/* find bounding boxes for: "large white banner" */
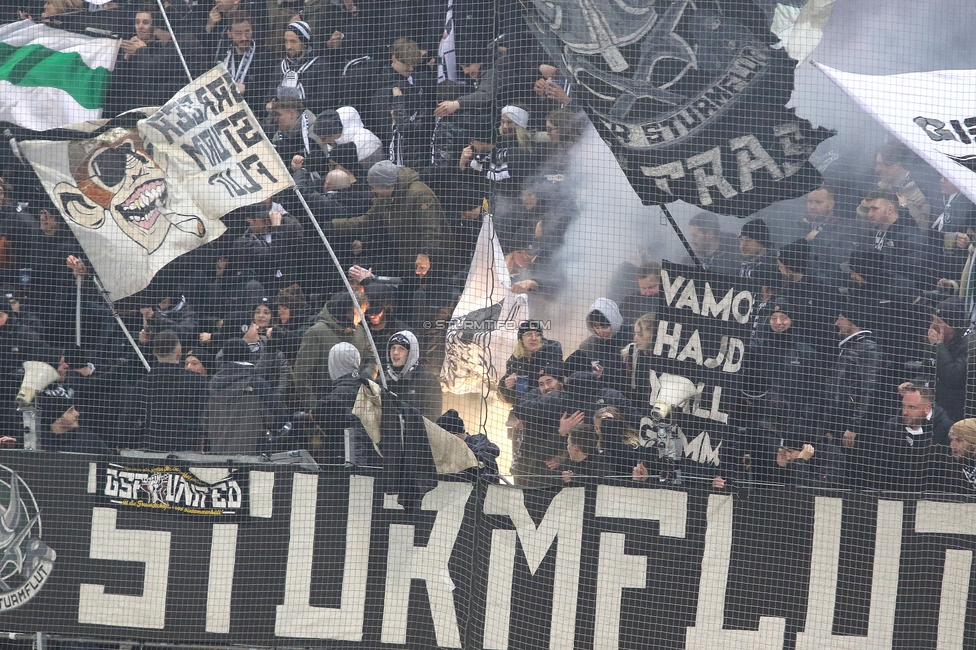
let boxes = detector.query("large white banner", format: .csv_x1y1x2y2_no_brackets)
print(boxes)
21,66,293,300
814,62,976,203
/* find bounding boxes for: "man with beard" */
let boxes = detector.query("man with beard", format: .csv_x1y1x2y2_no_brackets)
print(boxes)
869,385,951,491
270,21,338,115
510,364,570,487
858,189,936,287
213,12,275,107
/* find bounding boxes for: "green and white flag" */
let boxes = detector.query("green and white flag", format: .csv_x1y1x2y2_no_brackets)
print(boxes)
0,20,118,131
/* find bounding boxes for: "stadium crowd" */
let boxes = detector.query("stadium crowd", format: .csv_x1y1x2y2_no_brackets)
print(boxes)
1,1,976,495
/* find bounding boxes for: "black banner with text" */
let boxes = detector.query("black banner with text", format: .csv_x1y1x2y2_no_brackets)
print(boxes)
0,454,973,649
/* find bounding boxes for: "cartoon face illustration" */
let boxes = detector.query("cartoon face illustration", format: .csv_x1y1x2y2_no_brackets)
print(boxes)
54,133,203,254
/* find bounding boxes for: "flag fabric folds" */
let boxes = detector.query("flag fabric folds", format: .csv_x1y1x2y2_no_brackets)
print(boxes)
20,65,294,300
525,0,832,215
0,20,118,131
441,213,528,395
815,63,976,205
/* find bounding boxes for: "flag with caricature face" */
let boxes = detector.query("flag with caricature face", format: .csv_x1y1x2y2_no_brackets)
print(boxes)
21,65,292,300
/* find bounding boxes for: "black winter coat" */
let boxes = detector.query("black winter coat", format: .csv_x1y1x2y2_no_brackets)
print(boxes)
829,331,883,435
498,339,563,405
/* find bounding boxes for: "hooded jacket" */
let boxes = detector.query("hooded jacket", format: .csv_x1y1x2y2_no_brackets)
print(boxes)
331,106,385,176
566,298,630,388
294,294,378,409
330,167,452,275
329,341,362,381
385,330,443,420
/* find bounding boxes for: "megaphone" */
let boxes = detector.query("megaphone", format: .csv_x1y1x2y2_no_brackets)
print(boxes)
649,373,698,420
15,361,61,406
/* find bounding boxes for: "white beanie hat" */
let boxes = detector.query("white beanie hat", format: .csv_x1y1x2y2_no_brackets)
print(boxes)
501,105,529,129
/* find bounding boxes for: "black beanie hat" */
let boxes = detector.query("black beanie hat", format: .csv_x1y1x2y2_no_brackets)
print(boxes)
517,320,544,341
538,361,565,382
739,218,771,250
388,332,411,352
435,409,466,436
313,109,343,139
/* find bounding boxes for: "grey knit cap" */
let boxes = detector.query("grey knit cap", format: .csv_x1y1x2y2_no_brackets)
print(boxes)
367,161,399,189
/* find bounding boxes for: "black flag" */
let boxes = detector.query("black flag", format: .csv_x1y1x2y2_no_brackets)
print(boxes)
525,0,833,216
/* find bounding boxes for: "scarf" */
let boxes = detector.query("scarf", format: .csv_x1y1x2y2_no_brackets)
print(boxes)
278,56,320,102
224,42,256,85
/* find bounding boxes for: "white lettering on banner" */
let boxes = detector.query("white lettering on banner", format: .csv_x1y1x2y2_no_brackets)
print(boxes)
275,474,372,641
795,498,902,649
914,501,976,649
593,487,687,650
685,495,786,649
381,482,472,647
249,470,274,518
78,508,171,629
661,271,755,324
638,123,807,205
205,523,238,634
653,321,746,373
483,486,585,650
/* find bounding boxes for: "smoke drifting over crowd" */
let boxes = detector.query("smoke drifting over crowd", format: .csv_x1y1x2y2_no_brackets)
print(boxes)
538,0,976,351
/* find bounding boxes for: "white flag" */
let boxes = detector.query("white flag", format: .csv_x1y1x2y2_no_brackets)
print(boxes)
21,66,293,300
815,62,976,203
441,213,528,395
139,65,294,219
0,21,118,131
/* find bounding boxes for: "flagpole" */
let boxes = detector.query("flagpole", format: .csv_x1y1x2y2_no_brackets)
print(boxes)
75,276,82,347
659,203,702,268
154,0,193,83
291,187,388,390
93,276,152,372
154,13,387,388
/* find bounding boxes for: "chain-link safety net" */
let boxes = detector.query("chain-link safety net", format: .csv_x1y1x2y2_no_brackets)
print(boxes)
0,0,975,648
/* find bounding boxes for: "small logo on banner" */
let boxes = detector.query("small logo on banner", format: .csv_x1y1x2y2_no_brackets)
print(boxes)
102,464,245,516
0,468,56,612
